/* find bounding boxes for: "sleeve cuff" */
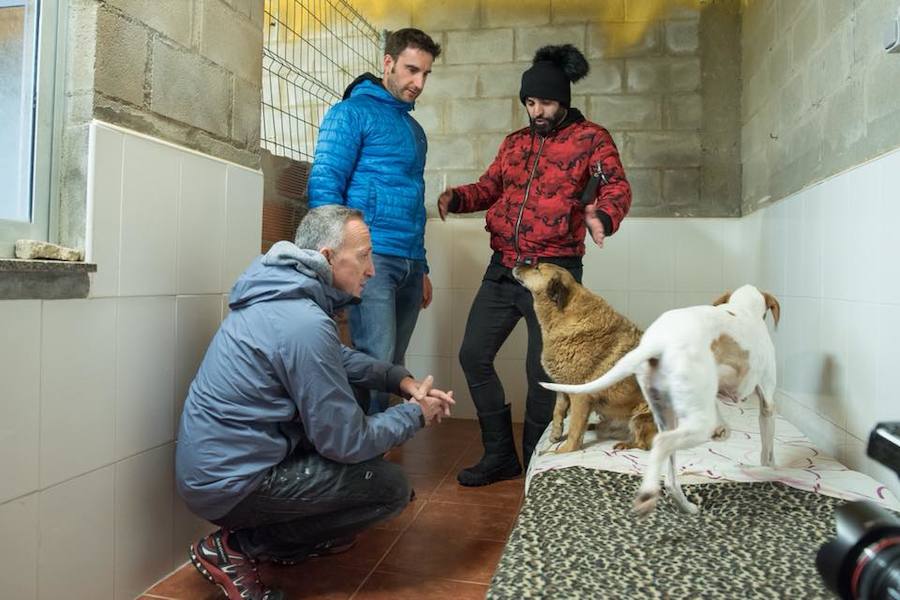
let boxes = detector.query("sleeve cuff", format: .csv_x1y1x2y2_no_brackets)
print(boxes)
596,210,613,236
448,191,461,213
386,365,413,395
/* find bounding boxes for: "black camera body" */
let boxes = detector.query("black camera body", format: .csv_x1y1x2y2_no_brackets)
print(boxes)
816,422,900,599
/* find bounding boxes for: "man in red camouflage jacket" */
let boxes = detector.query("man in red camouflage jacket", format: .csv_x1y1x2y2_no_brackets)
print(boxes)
437,44,631,487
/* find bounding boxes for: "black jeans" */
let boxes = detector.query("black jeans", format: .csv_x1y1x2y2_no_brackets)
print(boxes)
215,448,409,561
458,263,583,433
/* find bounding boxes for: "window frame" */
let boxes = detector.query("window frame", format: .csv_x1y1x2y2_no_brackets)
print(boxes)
0,0,66,258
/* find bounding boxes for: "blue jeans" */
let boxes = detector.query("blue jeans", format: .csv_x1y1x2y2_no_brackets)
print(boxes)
349,253,425,414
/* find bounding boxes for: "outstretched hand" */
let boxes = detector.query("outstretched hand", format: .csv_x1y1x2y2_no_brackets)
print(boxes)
437,188,453,221
584,204,605,248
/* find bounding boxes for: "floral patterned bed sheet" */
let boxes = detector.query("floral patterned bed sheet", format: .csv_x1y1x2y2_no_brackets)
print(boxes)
527,399,900,510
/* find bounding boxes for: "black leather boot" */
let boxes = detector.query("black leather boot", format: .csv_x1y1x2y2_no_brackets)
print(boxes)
521,417,548,472
457,405,522,487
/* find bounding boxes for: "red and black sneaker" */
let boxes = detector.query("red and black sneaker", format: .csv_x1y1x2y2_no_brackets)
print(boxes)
267,535,358,566
189,529,283,600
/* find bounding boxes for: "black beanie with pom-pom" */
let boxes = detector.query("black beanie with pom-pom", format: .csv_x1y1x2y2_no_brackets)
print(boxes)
519,44,589,107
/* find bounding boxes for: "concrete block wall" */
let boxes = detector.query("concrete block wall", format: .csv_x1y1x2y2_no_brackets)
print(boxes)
58,0,264,252
360,0,742,218
740,0,900,214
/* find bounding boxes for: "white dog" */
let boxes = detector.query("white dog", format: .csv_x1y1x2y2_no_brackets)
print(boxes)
541,285,780,516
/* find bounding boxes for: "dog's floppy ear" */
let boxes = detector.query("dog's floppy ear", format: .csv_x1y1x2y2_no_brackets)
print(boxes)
711,291,732,306
762,292,780,327
546,273,570,310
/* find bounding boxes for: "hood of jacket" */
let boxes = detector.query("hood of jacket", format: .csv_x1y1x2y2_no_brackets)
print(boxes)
343,72,414,112
229,241,358,314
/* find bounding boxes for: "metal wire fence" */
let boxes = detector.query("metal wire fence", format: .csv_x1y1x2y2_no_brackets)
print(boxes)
261,0,382,161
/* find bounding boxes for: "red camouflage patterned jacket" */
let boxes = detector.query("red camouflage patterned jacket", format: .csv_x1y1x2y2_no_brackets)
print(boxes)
450,108,631,268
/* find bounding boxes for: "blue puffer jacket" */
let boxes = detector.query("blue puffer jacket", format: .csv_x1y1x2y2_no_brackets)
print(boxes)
308,74,427,262
175,242,424,521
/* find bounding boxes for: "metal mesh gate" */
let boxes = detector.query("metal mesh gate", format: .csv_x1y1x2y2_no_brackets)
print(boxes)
261,0,382,161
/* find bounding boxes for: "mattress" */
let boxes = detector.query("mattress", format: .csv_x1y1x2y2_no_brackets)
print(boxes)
526,397,899,511
489,401,899,598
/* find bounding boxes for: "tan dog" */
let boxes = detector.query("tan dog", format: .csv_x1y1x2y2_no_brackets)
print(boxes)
513,263,656,453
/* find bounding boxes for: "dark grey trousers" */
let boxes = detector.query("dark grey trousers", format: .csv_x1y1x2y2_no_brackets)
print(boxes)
215,449,410,562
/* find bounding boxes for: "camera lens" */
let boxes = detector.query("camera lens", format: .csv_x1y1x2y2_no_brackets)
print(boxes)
850,537,900,600
817,501,900,599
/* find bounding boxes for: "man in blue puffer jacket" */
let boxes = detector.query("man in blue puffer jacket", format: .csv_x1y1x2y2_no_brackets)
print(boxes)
177,206,454,600
308,28,441,415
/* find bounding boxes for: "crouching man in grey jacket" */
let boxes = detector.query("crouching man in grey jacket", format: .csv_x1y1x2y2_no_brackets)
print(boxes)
176,205,454,600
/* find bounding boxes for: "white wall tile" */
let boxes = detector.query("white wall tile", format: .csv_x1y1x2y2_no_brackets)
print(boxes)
450,218,492,289
722,209,762,290
674,219,725,293
174,295,223,431
118,135,179,296
776,392,845,459
0,301,41,503
0,494,38,600
774,296,823,411
404,355,454,400
626,291,676,330
582,223,629,291
177,154,227,295
759,199,787,295
38,467,115,600
114,445,174,600
674,291,715,308
594,289,629,316
40,299,116,488
406,291,454,358
844,302,880,440
841,162,882,302
812,299,848,427
628,219,676,292
841,434,900,501
86,123,124,298
116,297,176,460
877,149,900,304
172,492,215,571
424,218,452,289
224,165,264,290
788,186,824,298
875,304,900,429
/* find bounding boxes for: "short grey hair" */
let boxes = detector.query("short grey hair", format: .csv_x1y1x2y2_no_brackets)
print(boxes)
294,205,364,250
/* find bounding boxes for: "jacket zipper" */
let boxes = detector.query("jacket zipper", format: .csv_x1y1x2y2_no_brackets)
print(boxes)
514,136,546,264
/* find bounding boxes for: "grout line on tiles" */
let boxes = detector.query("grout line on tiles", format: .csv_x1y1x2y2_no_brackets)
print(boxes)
348,496,428,600
372,566,493,587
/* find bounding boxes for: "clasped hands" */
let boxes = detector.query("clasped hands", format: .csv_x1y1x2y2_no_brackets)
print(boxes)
399,375,454,426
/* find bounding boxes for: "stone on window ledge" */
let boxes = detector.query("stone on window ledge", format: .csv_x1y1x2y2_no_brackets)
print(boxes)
15,239,84,261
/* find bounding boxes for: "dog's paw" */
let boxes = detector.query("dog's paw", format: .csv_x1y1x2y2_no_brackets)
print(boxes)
549,429,563,443
633,490,659,517
712,425,731,441
612,441,633,451
679,499,700,515
557,441,580,453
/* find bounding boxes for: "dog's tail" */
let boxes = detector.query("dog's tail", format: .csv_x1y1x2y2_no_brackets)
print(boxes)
539,342,663,395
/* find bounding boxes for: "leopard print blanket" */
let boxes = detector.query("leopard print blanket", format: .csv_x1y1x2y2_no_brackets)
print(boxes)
488,468,843,599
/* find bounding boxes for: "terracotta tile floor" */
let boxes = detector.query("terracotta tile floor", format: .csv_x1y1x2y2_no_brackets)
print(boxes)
142,419,524,600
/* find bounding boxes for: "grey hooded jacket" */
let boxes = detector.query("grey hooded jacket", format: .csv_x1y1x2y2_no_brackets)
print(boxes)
175,241,424,521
